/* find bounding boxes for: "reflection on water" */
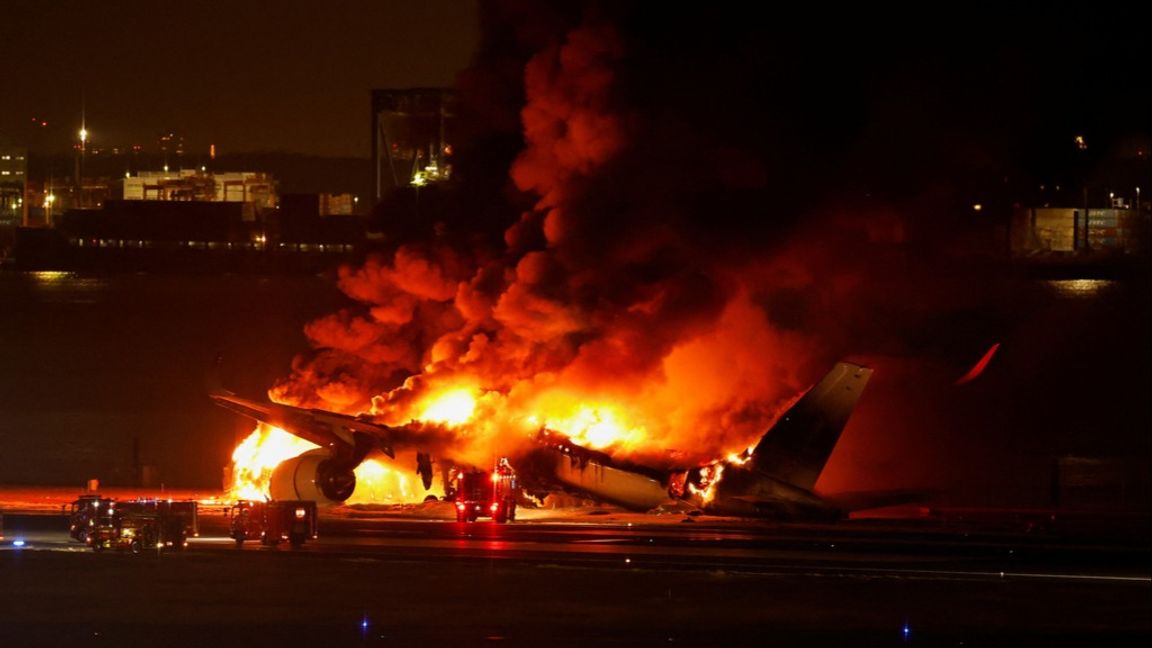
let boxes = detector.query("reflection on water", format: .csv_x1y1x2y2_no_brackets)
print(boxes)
0,270,348,487
30,271,75,283
1041,278,1117,299
27,270,110,302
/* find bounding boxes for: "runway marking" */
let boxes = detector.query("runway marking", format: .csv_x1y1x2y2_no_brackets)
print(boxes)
803,565,1151,584
997,571,1150,583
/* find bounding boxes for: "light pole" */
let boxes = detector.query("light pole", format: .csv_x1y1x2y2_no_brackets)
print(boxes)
77,126,88,209
45,190,56,227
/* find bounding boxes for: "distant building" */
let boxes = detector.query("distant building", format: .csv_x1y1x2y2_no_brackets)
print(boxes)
371,88,457,203
320,193,356,216
0,147,28,227
158,131,185,170
276,194,365,247
122,170,276,221
1010,207,1149,256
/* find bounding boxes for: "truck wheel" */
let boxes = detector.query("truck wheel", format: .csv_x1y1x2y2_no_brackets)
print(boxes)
129,539,142,555
288,533,306,547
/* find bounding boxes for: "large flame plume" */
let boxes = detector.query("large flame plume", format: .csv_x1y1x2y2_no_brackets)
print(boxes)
227,7,970,499
234,18,823,489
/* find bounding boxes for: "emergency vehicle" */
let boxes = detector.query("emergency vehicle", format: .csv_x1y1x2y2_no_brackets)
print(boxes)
226,500,318,547
67,494,114,544
88,501,190,553
68,497,198,546
454,458,519,523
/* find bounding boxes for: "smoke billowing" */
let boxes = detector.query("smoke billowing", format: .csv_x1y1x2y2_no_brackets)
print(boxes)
264,3,1149,504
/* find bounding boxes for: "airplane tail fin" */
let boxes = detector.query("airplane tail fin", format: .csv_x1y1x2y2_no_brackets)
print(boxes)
749,362,873,492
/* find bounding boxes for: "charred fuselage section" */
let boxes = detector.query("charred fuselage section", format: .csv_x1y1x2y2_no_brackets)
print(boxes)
526,362,874,519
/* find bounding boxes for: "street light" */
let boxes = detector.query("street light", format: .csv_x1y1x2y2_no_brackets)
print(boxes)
76,125,89,208
45,192,56,227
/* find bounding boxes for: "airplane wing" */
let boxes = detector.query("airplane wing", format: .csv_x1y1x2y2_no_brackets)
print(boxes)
209,389,398,461
206,353,406,465
209,385,452,503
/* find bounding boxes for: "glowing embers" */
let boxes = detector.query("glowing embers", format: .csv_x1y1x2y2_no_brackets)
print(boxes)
725,447,753,466
418,388,478,426
686,462,725,504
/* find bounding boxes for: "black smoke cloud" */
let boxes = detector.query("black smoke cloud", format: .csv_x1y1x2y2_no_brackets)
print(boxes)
270,2,1148,503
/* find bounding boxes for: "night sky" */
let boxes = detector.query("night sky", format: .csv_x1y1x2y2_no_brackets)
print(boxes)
1,0,478,157
1,2,1145,172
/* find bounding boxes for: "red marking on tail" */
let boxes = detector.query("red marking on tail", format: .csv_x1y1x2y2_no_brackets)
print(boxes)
954,343,1000,386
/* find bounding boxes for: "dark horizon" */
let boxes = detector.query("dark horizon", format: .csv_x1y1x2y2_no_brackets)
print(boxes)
1,0,478,158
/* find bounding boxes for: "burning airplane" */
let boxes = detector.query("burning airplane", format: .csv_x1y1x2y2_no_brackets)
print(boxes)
213,360,881,519
213,11,930,515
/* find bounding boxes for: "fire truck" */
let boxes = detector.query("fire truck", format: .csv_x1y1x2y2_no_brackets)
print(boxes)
87,500,192,553
67,494,115,544
226,500,318,547
68,496,198,546
454,458,519,523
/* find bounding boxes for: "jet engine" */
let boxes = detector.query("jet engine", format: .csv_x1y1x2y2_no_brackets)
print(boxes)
269,449,357,505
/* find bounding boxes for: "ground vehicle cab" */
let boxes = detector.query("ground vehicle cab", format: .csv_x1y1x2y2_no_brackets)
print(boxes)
66,494,114,544
453,458,519,523
226,499,317,547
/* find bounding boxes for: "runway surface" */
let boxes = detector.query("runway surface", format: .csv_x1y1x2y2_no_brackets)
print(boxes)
2,503,1149,646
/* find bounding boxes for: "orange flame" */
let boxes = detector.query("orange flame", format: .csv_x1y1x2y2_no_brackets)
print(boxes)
687,462,725,504
542,404,643,450
228,423,318,501
418,388,478,426
227,424,442,504
347,457,428,504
